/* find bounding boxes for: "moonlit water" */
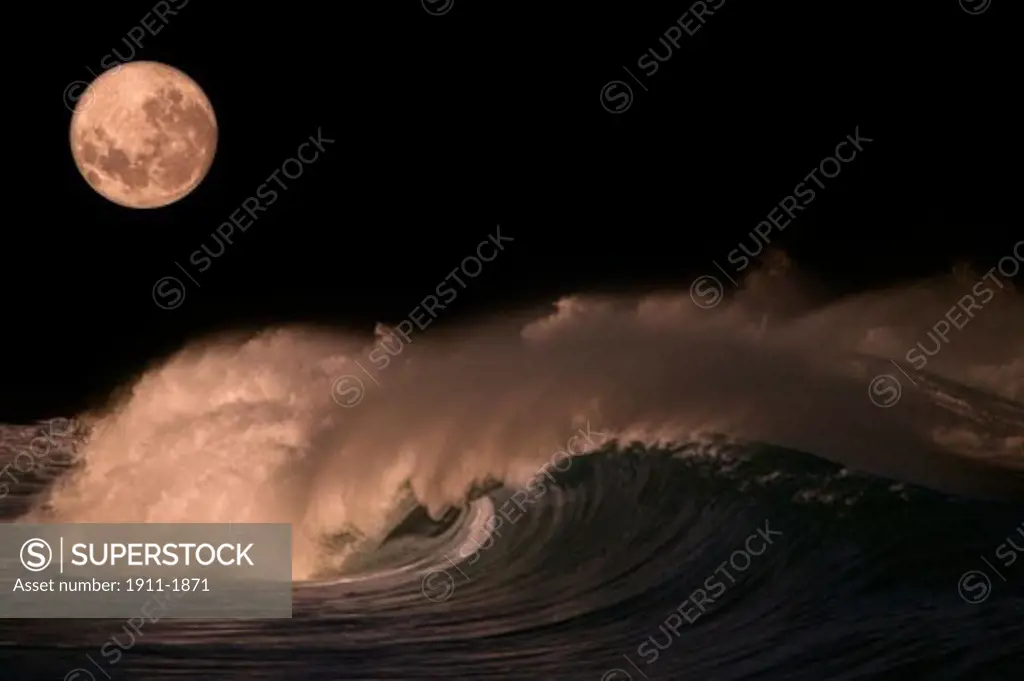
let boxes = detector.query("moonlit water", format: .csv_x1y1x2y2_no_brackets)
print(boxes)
2,252,1022,680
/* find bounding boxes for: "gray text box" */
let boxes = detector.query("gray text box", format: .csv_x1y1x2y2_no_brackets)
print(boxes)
0,523,292,618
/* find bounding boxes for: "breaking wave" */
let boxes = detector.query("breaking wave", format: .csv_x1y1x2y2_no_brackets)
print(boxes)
5,251,1023,581
2,251,1023,679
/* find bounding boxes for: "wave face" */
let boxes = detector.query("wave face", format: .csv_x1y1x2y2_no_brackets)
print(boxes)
2,257,1023,679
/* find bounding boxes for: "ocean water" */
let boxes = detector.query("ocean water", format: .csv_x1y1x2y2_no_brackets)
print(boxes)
1,261,1022,680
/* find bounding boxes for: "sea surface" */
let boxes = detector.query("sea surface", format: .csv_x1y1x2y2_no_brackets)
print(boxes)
2,427,1021,679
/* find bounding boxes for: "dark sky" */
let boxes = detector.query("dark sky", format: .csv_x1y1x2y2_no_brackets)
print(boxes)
3,0,1017,420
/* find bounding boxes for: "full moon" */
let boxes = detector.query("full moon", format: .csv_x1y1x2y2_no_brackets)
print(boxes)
69,61,217,209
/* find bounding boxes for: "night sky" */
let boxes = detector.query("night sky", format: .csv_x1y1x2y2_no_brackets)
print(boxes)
4,0,1016,420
